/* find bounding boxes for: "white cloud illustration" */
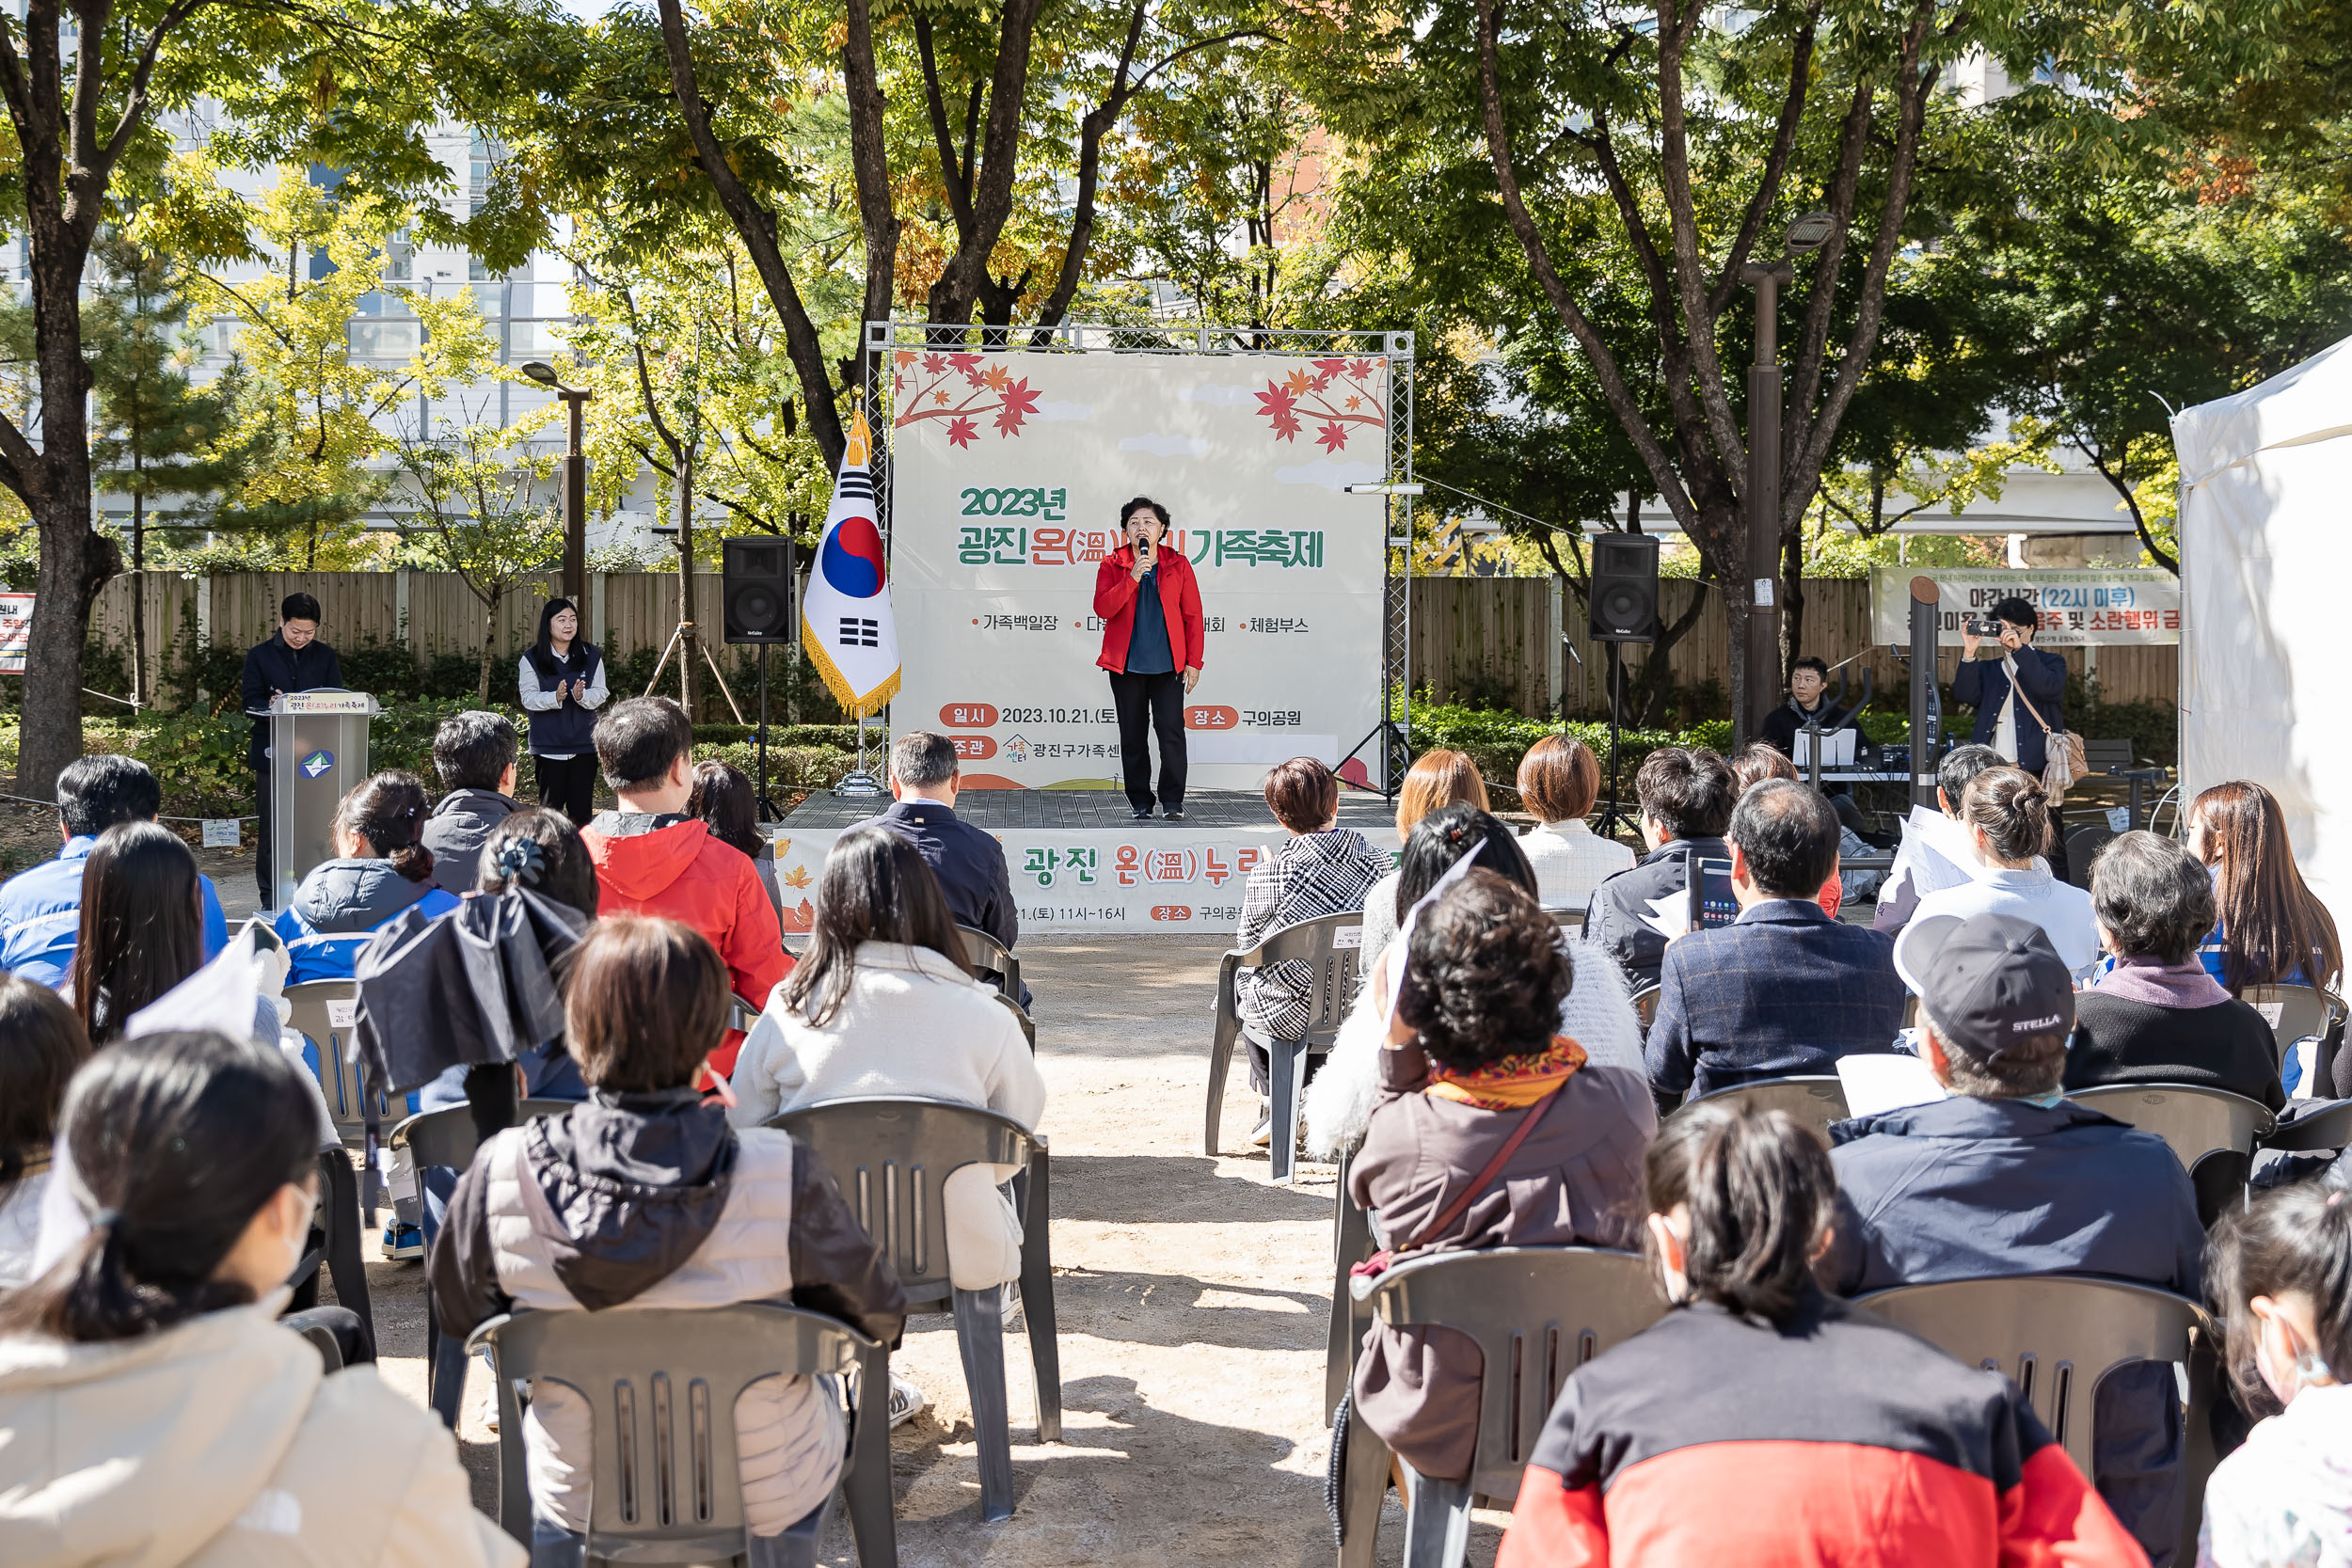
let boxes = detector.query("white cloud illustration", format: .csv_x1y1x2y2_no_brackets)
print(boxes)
1178,383,1259,407
1119,433,1210,457
1032,401,1093,421
1276,458,1382,489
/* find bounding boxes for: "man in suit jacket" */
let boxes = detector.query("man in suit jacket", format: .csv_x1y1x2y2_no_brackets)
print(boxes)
1645,778,1904,1102
878,729,1026,1007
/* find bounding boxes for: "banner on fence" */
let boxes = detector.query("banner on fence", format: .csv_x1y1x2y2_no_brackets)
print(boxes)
770,822,1378,935
0,593,30,673
1869,567,2180,647
888,349,1388,790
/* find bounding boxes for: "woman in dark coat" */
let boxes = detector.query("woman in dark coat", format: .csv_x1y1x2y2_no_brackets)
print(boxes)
1951,594,2068,777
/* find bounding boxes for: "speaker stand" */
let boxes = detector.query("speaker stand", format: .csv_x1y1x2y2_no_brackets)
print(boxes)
755,643,785,821
1592,641,1640,844
643,621,749,724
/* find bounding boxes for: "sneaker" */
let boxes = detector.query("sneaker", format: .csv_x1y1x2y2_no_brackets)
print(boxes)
381,1220,423,1262
1162,808,1186,821
1249,1101,1274,1148
1131,807,1153,821
1000,1282,1022,1328
887,1372,927,1429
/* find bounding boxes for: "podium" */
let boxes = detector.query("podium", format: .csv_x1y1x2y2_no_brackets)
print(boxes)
248,690,382,911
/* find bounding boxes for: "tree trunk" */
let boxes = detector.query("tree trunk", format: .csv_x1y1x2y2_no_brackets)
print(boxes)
16,229,105,798
676,448,702,719
477,583,501,705
131,490,147,711
1629,584,1711,726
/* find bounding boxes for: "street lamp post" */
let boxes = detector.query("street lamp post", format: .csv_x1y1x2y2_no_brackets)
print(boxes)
1735,212,1838,749
522,361,592,603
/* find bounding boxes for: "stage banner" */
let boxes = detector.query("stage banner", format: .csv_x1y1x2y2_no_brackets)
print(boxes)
887,349,1389,789
1870,566,2180,647
768,823,1392,935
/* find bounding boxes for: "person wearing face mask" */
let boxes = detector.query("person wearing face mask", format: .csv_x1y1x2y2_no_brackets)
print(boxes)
2198,1182,2352,1568
0,1030,519,1568
1092,496,1205,822
1496,1100,2141,1567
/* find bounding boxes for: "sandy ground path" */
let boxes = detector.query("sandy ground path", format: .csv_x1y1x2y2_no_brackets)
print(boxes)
330,933,1500,1567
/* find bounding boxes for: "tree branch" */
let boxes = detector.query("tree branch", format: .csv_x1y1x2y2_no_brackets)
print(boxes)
1652,0,1747,481
914,16,976,235
839,0,897,387
1704,1,1820,315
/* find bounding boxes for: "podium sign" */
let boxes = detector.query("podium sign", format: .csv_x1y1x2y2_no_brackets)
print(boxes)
251,690,382,911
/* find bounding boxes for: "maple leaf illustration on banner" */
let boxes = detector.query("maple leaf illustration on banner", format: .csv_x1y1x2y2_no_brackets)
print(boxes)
1256,356,1389,450
894,354,1041,447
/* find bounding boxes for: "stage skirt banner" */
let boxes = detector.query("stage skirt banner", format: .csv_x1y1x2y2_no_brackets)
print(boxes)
768,824,1393,935
888,348,1389,790
1869,566,2180,647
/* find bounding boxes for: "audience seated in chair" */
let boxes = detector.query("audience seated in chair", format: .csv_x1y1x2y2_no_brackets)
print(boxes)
421,711,524,897
1872,744,2013,935
432,915,904,1554
580,697,787,1081
1645,780,1904,1103
1726,743,1863,915
1904,766,2100,980
1307,805,1644,1159
1348,868,1653,1486
689,759,786,931
1357,749,1488,967
0,1030,515,1566
1514,736,1633,912
1581,747,1737,991
1823,912,2207,1566
1496,1100,2143,1568
275,771,461,984
0,753,228,987
0,978,87,1288
2197,1180,2352,1568
2065,831,2283,1110
1232,756,1391,1147
878,730,1027,1006
2186,781,2346,1095
731,824,1041,1426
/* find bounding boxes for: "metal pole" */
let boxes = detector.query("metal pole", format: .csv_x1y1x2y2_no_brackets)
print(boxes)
1908,574,1941,812
756,642,771,819
562,393,586,604
1740,264,1788,751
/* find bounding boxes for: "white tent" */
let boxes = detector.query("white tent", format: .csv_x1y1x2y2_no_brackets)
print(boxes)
2172,334,2352,943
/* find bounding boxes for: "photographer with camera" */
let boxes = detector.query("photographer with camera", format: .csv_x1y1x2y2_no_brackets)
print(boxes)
1953,596,2072,878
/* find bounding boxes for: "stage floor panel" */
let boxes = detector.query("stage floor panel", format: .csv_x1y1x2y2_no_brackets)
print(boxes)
776,787,1394,832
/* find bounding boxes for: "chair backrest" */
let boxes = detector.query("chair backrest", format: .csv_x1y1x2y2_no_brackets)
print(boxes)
2068,1083,2276,1178
2262,1096,2352,1154
727,991,764,1035
1357,1246,1663,1500
2083,738,2135,773
959,925,1023,1003
768,1097,1037,1310
284,980,380,1140
390,1098,582,1172
1677,1076,1851,1136
1629,984,1661,1030
291,1316,344,1372
1245,911,1366,1048
1853,1275,2211,1478
993,990,1037,1051
2061,826,2116,890
2243,984,2338,1064
472,1304,875,1554
1549,910,1585,935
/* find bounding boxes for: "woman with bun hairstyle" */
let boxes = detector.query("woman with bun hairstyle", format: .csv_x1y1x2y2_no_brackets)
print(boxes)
1902,765,2100,981
1497,1100,2143,1567
274,771,460,984
0,1030,521,1568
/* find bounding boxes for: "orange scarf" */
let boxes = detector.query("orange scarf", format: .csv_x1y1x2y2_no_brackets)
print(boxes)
1424,1035,1587,1110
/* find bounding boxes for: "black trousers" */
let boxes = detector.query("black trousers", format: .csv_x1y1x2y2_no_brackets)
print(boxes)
534,752,598,827
1108,670,1186,814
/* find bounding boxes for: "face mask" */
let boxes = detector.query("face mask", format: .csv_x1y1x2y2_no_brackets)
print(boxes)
2255,1317,2332,1404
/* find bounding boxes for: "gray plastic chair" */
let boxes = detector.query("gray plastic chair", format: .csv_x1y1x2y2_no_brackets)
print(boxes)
1629,983,1661,1032
960,925,1024,1009
2264,1096,2352,1153
1547,910,1585,935
1204,911,1365,1184
285,980,383,1147
285,1148,372,1347
391,1098,581,1427
1338,1246,1662,1568
2070,1083,2276,1224
1675,1075,1851,1137
468,1303,894,1567
291,1315,344,1372
2243,984,2344,1069
1324,1145,1379,1425
993,990,1037,1052
1853,1275,2217,1565
769,1097,1059,1523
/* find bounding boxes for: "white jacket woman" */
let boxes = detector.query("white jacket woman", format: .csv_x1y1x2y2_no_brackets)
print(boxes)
730,826,1046,1291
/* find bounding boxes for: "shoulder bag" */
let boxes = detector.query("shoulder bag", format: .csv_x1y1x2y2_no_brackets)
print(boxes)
2010,673,2087,801
1348,1080,1567,1283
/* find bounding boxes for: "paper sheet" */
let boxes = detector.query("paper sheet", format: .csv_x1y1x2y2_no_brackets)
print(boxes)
1837,1052,1949,1118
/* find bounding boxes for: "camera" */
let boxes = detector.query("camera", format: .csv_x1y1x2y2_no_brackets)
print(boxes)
1964,616,2005,637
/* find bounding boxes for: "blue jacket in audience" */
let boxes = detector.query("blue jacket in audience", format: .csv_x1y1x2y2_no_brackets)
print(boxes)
1645,898,1905,1100
1822,1094,2207,1568
0,835,228,987
273,859,457,983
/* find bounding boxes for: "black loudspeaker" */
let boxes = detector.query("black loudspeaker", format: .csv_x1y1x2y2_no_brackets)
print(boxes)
1588,531,1660,642
723,537,794,644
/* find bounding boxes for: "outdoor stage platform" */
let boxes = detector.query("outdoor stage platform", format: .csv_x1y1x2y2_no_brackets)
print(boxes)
767,788,1398,934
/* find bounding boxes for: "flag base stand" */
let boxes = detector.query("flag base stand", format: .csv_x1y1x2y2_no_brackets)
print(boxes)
832,714,886,798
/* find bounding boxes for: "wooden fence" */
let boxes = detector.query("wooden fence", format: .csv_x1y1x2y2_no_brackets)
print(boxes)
1410,576,2178,715
86,569,2180,716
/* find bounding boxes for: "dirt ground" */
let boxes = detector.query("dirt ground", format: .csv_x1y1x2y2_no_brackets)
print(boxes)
308,934,1488,1568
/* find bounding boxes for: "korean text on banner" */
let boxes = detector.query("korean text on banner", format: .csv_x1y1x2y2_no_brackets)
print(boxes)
1870,566,2179,647
801,408,900,716
0,593,30,673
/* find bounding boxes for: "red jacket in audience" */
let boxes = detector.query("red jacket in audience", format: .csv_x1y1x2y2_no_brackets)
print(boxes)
1499,1293,2145,1568
581,814,788,1076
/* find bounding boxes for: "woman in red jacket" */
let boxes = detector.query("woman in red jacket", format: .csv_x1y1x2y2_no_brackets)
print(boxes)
1093,497,1205,821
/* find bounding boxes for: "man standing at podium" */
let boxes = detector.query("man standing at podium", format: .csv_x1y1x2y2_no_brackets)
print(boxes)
242,592,343,904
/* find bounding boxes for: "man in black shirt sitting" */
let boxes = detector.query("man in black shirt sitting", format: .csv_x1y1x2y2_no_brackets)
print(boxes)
877,729,1028,1008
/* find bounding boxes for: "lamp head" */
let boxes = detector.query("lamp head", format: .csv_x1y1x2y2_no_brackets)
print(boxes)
521,360,560,388
1785,211,1839,256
